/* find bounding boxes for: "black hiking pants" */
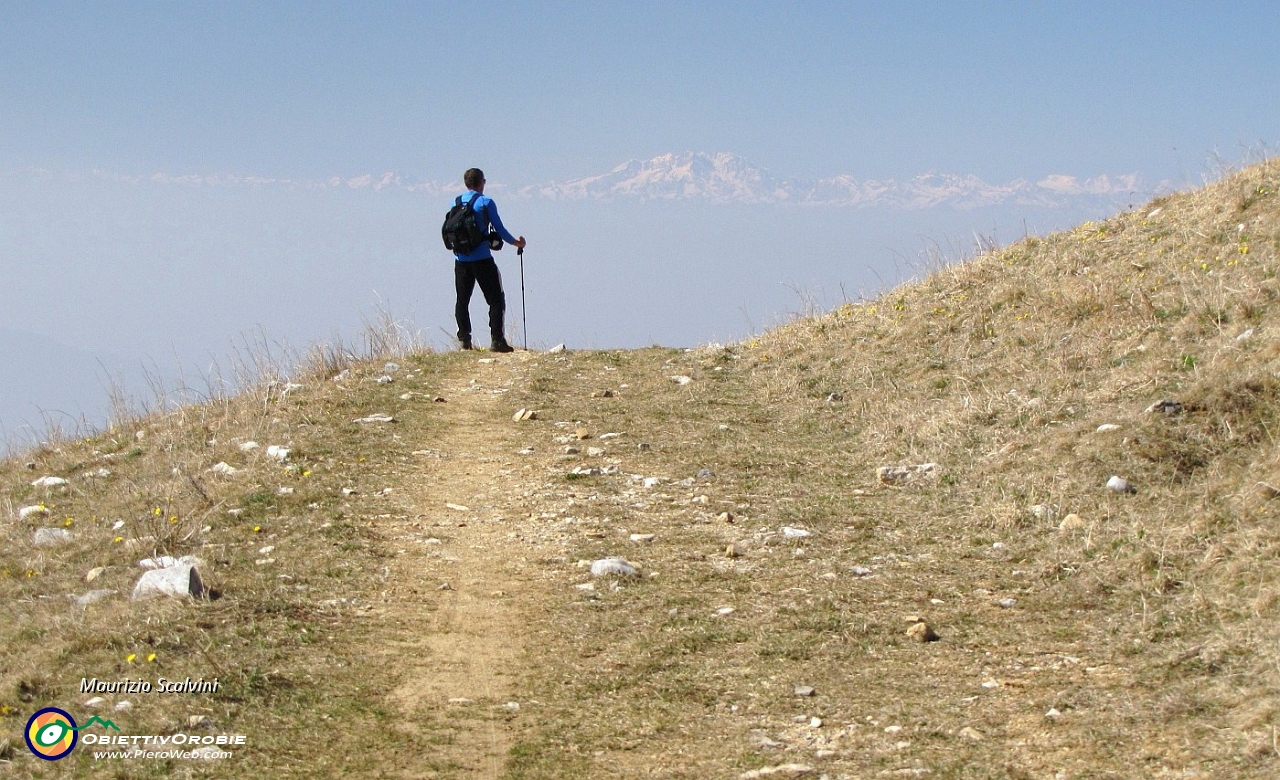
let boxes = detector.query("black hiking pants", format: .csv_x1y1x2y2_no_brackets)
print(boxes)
454,257,506,345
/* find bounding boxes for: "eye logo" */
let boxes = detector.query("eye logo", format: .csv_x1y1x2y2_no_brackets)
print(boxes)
25,707,78,760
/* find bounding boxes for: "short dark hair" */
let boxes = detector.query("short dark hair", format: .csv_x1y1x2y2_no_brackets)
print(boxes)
464,168,485,188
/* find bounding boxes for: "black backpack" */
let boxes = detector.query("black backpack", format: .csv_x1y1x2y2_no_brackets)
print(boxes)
441,193,485,253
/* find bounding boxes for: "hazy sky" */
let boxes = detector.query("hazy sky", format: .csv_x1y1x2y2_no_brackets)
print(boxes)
1,0,1277,446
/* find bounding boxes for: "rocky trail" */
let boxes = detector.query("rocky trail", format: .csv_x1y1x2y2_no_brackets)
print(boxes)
360,353,549,778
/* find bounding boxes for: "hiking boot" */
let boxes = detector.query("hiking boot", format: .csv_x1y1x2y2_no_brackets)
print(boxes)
459,338,473,350
491,340,514,353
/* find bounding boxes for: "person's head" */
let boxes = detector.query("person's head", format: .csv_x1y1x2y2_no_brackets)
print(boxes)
464,168,485,190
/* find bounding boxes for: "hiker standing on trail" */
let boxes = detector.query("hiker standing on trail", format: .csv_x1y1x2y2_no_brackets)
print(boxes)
445,167,526,352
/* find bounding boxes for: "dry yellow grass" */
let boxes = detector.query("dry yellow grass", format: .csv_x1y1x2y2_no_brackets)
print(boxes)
2,159,1279,778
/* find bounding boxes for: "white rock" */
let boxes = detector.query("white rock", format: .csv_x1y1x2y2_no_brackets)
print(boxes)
781,526,812,539
31,476,68,488
716,607,736,616
18,505,50,520
277,486,294,495
114,701,132,711
131,562,207,600
354,413,395,423
1237,328,1255,342
851,565,874,577
590,557,639,577
138,556,180,570
265,445,290,462
629,533,655,543
238,441,260,452
33,527,72,546
83,697,106,708
1096,423,1121,433
670,375,694,385
210,462,239,476
586,447,605,457
1106,475,1135,493
642,477,661,488
1029,504,1058,522
877,463,939,485
548,344,567,353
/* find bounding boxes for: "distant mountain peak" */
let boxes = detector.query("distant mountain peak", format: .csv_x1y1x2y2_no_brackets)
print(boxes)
520,151,1149,208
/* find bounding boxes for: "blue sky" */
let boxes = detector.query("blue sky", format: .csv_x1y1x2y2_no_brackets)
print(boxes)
1,1,1278,445
5,1,1274,182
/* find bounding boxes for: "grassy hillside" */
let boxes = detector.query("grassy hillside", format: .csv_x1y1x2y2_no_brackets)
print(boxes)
2,158,1279,778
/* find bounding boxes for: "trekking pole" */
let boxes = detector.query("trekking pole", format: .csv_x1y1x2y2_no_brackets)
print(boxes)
518,246,528,350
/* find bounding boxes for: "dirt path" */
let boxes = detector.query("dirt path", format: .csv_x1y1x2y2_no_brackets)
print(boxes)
364,353,546,778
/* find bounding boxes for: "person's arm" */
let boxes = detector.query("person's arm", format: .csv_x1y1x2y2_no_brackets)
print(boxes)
485,201,526,250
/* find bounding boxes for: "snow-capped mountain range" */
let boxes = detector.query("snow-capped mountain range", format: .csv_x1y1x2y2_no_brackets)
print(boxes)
83,151,1155,209
521,152,1150,208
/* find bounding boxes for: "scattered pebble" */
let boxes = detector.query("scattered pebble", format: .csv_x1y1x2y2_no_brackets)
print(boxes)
353,413,395,423
31,476,69,488
629,533,655,543
877,463,939,485
781,526,811,539
1106,475,1136,494
1028,503,1058,522
670,375,693,385
1145,399,1183,415
1058,513,1086,531
1096,423,1120,433
738,763,814,778
793,685,816,697
906,621,939,643
33,528,72,547
590,558,639,577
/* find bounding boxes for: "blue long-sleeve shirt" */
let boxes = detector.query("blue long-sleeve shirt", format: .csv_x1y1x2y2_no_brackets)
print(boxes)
452,190,518,262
